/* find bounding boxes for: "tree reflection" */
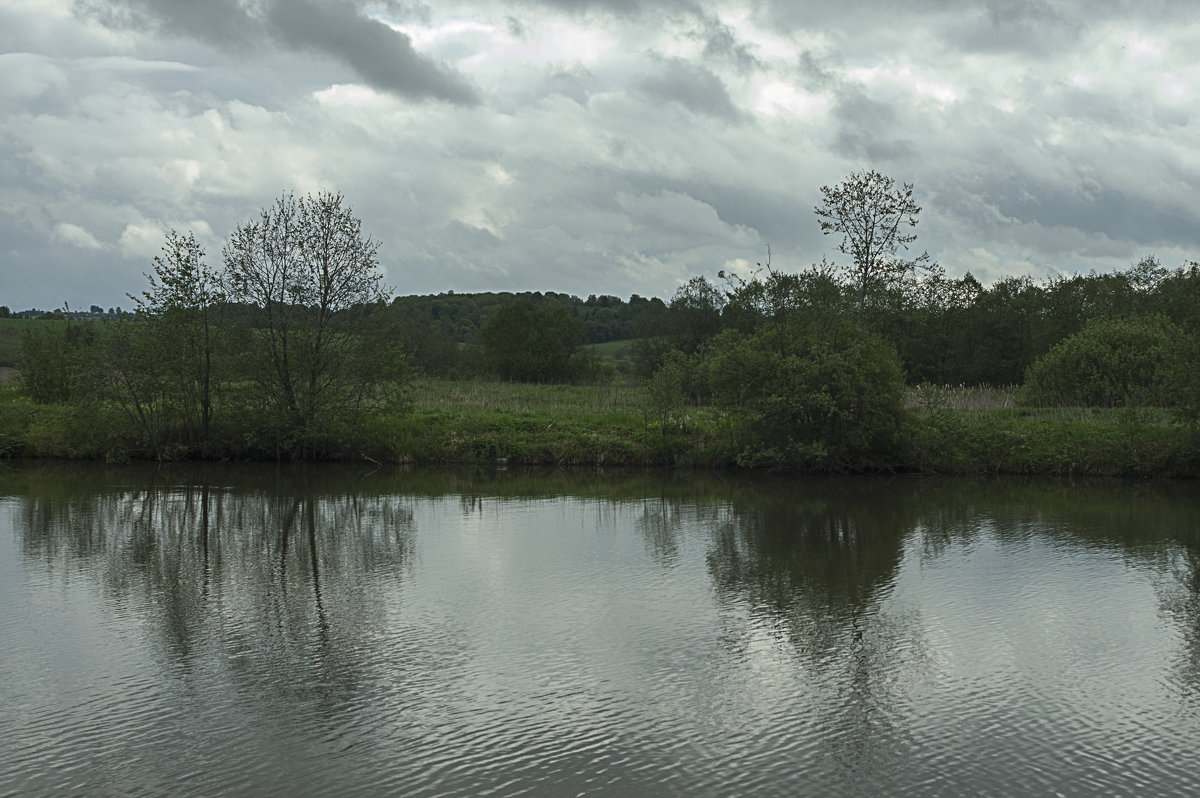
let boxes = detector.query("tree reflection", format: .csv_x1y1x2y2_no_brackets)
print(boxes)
8,463,418,730
699,478,927,778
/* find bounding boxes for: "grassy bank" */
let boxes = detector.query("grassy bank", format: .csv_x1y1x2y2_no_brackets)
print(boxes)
0,379,1196,476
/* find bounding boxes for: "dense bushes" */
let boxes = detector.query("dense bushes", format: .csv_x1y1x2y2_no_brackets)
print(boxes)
706,322,907,470
1019,316,1187,408
478,300,599,382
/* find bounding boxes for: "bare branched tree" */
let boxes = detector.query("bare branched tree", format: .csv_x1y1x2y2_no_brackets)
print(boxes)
815,170,930,324
223,191,399,452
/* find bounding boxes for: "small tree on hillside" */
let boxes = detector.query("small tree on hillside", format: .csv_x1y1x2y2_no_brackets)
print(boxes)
815,170,930,324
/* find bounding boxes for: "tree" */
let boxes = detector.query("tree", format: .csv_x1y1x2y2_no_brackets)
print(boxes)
631,277,724,377
478,299,595,382
815,169,930,324
125,229,226,446
223,191,402,452
18,321,96,405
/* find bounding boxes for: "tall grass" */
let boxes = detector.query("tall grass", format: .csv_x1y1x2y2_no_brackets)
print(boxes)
905,383,1018,412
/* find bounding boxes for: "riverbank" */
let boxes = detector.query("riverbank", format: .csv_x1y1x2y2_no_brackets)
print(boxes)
1,379,1196,476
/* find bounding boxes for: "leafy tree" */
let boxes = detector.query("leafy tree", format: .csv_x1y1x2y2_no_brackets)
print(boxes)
223,191,403,452
719,256,847,348
815,170,930,324
631,277,723,377
18,321,96,405
478,299,595,382
124,230,226,446
1020,315,1185,407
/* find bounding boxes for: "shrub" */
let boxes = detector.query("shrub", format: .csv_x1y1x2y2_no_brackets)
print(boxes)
707,321,907,470
1019,315,1184,408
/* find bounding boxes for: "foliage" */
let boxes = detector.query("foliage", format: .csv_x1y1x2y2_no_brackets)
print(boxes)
385,290,651,352
630,277,722,377
708,321,907,470
116,230,228,450
223,191,404,452
17,320,98,405
719,257,847,341
478,299,598,383
1019,315,1185,408
814,169,931,323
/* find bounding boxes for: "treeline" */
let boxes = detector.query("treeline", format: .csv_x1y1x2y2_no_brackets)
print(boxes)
389,291,655,344
632,257,1200,389
8,173,1200,472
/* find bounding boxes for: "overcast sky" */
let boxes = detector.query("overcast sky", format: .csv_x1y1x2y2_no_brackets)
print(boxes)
2,0,1198,310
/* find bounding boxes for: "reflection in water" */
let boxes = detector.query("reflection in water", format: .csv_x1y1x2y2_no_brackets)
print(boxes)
701,480,926,783
3,465,1200,796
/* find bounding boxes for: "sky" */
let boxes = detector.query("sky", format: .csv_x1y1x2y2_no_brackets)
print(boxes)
2,0,1199,310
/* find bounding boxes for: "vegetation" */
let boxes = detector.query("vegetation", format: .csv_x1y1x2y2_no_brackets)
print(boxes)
1020,315,1185,409
478,299,598,382
815,169,930,324
708,322,907,470
6,172,1200,475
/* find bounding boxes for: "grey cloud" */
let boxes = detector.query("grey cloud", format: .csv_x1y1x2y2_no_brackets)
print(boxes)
76,0,478,104
512,0,658,14
267,0,479,104
952,0,1083,57
635,57,742,121
694,14,761,73
831,89,916,162
993,178,1200,247
798,50,839,92
74,0,261,50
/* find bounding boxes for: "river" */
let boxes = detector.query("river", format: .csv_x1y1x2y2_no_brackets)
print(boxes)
2,463,1198,796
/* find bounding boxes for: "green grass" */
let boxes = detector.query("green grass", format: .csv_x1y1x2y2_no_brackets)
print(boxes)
410,377,643,415
1,374,1196,476
583,339,634,364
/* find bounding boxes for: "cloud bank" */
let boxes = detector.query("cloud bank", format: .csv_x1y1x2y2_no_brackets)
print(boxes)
1,0,1198,309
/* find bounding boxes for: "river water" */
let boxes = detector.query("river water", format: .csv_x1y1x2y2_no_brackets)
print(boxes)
2,463,1199,796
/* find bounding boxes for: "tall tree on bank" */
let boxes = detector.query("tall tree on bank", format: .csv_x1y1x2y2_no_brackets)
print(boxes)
223,191,400,452
128,230,225,445
815,170,930,324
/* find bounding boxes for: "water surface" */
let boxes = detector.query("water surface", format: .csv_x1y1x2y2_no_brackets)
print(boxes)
2,464,1199,796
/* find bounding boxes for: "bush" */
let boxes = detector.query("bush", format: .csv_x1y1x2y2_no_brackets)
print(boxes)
707,321,907,470
1019,315,1184,408
478,300,596,382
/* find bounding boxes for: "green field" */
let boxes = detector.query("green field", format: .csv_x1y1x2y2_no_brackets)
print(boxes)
584,339,634,364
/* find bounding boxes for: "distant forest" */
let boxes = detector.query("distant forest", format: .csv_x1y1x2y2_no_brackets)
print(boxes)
8,257,1200,388
379,256,1200,388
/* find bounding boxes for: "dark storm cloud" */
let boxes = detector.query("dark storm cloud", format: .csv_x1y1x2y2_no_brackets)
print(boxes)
75,0,478,104
635,57,742,121
266,0,479,104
